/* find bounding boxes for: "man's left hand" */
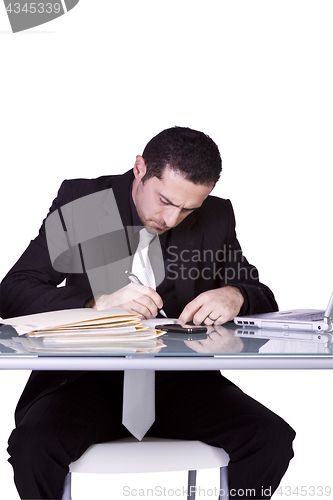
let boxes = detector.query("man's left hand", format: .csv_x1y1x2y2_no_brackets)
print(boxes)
178,286,244,325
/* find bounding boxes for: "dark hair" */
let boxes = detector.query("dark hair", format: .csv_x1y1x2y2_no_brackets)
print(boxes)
141,127,222,186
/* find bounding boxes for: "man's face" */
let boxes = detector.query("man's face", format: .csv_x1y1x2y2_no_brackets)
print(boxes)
132,158,213,235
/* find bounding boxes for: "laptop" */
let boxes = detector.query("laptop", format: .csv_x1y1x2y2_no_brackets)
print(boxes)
234,328,332,344
234,291,333,332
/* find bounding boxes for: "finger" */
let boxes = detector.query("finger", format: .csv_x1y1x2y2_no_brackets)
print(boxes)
184,340,206,352
203,312,228,326
178,295,204,324
204,313,232,326
127,300,155,320
144,287,164,310
111,301,144,319
129,283,164,310
180,294,224,325
134,294,160,318
213,308,236,325
205,326,217,335
213,316,227,326
192,304,220,326
203,314,217,326
195,299,236,325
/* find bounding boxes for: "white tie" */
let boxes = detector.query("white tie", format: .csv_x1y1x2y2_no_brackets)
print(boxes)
122,228,156,440
131,228,156,289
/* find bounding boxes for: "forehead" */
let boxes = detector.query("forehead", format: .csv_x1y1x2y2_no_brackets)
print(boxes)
152,167,213,207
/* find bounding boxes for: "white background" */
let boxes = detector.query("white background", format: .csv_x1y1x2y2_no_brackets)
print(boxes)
0,1,332,499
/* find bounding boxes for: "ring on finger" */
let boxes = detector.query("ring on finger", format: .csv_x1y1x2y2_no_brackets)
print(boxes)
208,315,218,322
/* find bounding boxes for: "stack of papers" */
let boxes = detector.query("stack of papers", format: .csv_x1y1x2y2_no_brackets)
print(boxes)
1,308,166,353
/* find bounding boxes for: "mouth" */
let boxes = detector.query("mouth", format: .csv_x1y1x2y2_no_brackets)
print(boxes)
154,222,169,231
144,222,167,235
144,219,169,233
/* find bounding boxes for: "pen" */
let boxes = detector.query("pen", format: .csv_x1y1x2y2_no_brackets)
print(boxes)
125,271,167,318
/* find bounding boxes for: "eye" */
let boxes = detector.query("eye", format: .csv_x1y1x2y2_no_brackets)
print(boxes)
159,197,169,205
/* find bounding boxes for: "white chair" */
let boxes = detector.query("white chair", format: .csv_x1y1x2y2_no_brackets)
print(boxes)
62,437,229,500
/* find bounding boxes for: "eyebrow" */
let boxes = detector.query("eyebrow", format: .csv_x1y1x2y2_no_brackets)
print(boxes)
159,193,201,211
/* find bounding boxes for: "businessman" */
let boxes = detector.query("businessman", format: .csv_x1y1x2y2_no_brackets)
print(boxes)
0,127,295,499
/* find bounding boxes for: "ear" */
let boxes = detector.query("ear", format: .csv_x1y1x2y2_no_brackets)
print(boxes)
133,155,147,181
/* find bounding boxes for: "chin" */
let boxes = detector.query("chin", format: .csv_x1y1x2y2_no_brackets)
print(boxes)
147,225,165,235
144,225,158,235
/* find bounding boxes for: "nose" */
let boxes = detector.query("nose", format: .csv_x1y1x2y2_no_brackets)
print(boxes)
162,207,182,228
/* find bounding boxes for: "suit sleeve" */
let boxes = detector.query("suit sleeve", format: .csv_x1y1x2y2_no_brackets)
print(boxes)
221,200,278,315
0,181,93,319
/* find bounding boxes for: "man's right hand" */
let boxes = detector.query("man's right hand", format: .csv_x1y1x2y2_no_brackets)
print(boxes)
92,283,163,319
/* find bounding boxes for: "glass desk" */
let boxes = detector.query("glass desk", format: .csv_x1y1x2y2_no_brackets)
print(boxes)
0,322,332,370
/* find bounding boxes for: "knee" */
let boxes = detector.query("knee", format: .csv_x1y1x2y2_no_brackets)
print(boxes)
8,420,70,470
260,413,296,464
7,423,71,500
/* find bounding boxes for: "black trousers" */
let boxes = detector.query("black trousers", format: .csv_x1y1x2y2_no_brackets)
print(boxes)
7,371,296,500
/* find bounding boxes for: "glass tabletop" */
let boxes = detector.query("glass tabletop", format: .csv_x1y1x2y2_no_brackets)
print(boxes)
0,322,332,357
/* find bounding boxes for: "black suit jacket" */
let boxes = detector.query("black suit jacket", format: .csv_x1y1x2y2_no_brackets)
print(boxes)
0,169,278,424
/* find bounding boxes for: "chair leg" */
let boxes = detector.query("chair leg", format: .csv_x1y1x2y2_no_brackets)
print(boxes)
62,472,72,500
187,470,197,500
219,466,229,499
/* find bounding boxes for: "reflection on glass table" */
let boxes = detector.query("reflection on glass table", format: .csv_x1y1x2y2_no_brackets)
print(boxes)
0,322,332,356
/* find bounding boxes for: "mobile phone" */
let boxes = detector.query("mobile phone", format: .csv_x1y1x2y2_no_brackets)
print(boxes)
156,323,207,333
